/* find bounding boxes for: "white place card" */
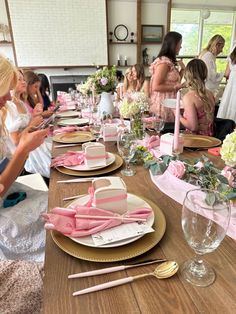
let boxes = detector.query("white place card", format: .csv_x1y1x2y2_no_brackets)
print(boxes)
91,222,154,246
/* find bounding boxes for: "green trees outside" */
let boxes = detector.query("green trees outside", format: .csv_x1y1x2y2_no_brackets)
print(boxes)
171,10,234,73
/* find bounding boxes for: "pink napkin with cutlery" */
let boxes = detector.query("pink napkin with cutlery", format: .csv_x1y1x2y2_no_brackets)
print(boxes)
42,206,152,237
51,151,109,167
53,126,90,135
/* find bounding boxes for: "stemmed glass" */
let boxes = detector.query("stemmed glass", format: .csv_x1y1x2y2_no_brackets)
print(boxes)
181,189,231,287
89,111,102,142
152,111,165,136
90,120,102,142
117,131,137,176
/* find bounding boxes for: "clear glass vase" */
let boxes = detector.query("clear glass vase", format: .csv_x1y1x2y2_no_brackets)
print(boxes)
131,113,144,139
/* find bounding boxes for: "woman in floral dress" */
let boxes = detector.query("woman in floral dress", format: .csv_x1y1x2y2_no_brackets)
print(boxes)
149,31,185,122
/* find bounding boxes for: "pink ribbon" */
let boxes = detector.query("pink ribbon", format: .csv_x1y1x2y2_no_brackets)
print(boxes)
42,205,152,237
85,186,127,207
84,154,107,160
103,132,118,138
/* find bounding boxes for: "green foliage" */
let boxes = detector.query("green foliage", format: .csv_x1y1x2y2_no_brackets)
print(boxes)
132,145,236,205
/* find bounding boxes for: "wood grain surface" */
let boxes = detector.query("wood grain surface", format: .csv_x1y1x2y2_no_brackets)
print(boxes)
43,141,236,314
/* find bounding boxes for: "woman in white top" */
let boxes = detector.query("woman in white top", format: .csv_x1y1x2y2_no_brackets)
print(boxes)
0,55,48,262
217,46,236,121
199,34,225,96
3,70,52,178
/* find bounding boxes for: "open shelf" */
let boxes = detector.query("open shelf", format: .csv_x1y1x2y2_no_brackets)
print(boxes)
0,41,12,44
109,42,137,45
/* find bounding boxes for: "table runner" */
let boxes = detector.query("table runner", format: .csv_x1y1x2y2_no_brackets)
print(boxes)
150,170,236,240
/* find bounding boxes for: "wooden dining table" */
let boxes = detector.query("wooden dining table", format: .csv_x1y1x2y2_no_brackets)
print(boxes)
42,140,236,314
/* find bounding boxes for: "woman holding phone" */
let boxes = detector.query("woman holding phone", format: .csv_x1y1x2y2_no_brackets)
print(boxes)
0,55,48,263
2,70,52,178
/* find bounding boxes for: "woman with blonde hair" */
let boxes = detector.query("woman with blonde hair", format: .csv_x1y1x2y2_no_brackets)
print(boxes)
177,59,215,136
0,55,48,262
123,67,136,94
131,64,149,97
2,69,52,178
199,34,225,96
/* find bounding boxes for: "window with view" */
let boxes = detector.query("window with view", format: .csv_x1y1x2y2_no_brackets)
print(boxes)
170,9,235,72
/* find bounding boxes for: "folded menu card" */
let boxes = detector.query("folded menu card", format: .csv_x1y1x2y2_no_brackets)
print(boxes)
92,222,154,246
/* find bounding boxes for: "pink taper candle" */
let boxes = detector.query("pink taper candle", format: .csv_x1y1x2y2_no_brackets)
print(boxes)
173,90,181,152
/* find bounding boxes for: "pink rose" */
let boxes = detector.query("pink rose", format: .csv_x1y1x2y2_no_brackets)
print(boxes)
167,160,186,179
221,166,235,186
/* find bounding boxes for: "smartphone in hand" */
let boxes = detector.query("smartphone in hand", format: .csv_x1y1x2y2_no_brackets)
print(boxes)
0,157,10,174
30,115,54,132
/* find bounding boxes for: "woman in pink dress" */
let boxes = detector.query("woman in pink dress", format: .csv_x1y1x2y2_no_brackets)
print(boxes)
149,31,185,122
179,59,215,136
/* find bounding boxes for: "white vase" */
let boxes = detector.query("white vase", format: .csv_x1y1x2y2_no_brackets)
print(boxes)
98,92,114,117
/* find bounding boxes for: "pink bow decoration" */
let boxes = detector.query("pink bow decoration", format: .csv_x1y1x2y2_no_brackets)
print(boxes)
53,126,90,135
42,206,152,237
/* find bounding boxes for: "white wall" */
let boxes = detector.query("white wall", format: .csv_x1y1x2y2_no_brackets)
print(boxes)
4,0,235,77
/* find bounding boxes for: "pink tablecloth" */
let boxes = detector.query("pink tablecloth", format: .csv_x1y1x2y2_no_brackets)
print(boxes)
150,170,236,240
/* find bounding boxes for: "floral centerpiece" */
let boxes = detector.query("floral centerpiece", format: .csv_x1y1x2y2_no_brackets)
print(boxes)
119,92,150,139
88,66,117,94
132,144,236,205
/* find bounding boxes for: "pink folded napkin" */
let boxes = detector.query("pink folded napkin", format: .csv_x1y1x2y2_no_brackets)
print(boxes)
51,151,85,167
136,134,162,159
53,126,90,135
150,170,236,240
51,151,109,168
42,206,152,237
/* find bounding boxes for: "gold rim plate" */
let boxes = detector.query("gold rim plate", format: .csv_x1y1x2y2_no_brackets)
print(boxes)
56,154,123,177
57,118,89,126
51,196,166,262
53,131,95,144
182,134,221,148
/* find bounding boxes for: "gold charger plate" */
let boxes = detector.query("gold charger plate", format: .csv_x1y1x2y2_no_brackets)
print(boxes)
53,131,95,144
50,196,166,262
56,154,123,177
182,134,221,148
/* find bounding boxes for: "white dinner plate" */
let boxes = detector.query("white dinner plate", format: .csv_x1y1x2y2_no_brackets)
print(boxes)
162,98,183,109
64,152,115,171
56,111,80,118
57,118,89,126
69,193,155,248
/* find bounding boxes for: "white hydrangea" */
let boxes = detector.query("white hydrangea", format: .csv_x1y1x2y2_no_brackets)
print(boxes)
221,130,236,167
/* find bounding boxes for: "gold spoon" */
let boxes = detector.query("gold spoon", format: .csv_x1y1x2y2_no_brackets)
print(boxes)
73,261,179,296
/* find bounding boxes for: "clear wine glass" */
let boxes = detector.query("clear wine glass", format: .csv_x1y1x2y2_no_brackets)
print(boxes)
153,112,165,136
90,120,102,142
117,131,136,176
181,189,231,287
